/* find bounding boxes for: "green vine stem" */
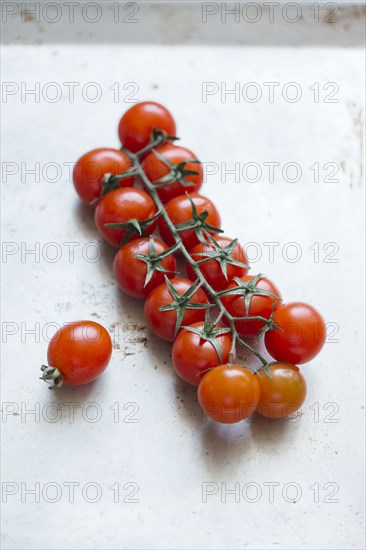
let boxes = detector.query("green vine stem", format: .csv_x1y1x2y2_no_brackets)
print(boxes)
105,136,279,371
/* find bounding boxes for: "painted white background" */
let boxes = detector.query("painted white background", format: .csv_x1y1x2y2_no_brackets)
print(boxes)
1,2,365,549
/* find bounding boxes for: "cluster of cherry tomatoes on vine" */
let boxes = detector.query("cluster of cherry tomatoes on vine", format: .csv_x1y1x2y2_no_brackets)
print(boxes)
41,101,326,425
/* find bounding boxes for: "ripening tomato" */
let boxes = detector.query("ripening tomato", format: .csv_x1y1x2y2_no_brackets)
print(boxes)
158,192,221,251
256,362,307,419
221,275,282,339
113,237,177,298
73,148,134,205
95,187,157,247
186,235,249,292
198,364,260,424
42,321,112,388
144,277,209,342
141,143,203,202
118,101,176,153
265,302,326,364
172,322,234,385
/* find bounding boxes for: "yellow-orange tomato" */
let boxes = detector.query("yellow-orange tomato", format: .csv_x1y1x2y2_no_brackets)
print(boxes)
256,362,307,419
197,364,260,424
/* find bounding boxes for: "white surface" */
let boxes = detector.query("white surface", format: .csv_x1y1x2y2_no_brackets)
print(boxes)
1,6,365,550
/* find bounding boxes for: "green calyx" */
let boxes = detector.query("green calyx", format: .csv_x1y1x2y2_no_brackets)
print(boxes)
135,128,179,158
181,309,232,363
191,233,249,280
101,167,138,196
255,363,272,379
256,304,283,341
159,276,211,339
105,209,162,246
151,149,200,190
40,365,64,390
135,238,179,287
218,273,281,316
175,193,223,244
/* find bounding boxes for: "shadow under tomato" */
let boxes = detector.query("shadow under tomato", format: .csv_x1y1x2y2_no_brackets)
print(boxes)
50,377,100,406
247,412,293,448
74,200,96,236
198,419,254,472
172,377,203,429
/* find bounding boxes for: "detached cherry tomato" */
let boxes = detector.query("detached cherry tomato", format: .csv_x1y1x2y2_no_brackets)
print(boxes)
141,143,203,202
158,192,221,251
256,362,307,419
95,187,157,247
114,237,177,298
42,321,112,388
118,101,176,153
265,302,326,364
198,364,260,424
186,235,249,292
172,322,234,385
73,148,134,205
221,275,282,339
144,277,209,342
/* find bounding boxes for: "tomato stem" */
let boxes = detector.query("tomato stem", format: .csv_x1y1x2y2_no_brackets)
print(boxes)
40,365,64,390
116,147,271,370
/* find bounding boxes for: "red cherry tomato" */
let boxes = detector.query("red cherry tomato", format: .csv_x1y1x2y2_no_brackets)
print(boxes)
172,322,234,385
221,275,282,339
198,364,261,424
158,192,221,251
73,148,134,205
141,143,203,202
186,235,249,292
256,362,307,419
44,321,112,387
118,101,176,153
94,187,157,247
113,237,177,299
265,302,326,364
144,277,209,342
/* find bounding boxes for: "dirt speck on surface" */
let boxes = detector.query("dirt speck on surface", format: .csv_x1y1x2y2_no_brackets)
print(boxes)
132,337,148,347
20,9,35,22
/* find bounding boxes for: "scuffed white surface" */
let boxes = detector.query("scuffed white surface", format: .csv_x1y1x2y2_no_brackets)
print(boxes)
1,41,365,550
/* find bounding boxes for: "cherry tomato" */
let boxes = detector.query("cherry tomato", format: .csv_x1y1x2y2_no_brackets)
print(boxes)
144,277,209,342
113,237,177,299
95,187,157,247
186,235,249,292
256,362,307,419
118,101,176,153
172,322,234,385
43,321,112,387
73,148,134,205
158,192,221,251
265,302,326,364
198,364,260,424
141,143,203,202
221,275,282,339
